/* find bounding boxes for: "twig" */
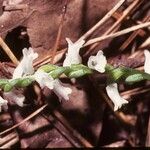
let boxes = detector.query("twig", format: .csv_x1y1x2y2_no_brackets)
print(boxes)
105,0,141,35
120,15,150,51
77,0,125,41
121,86,150,100
0,132,18,146
146,116,150,146
140,37,150,49
50,0,68,63
0,37,19,65
42,114,80,147
4,4,28,11
0,137,18,148
100,90,134,126
34,0,125,66
84,22,150,47
84,0,143,55
0,104,47,136
53,110,93,147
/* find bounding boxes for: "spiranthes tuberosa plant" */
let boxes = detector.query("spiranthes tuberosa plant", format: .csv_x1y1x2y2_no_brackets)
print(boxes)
0,38,150,112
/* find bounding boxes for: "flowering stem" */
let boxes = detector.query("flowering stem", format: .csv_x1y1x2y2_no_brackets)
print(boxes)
0,62,150,92
105,64,150,84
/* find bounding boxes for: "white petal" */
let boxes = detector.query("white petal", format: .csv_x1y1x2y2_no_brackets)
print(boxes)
106,83,128,111
88,50,107,73
0,96,8,112
3,91,25,107
63,38,85,67
34,70,54,89
53,79,72,101
13,47,38,79
144,50,150,74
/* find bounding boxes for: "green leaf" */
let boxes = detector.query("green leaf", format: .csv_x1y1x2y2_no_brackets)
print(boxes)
67,64,92,78
38,64,57,73
3,83,13,92
0,79,8,88
19,78,33,87
125,74,145,84
49,67,67,79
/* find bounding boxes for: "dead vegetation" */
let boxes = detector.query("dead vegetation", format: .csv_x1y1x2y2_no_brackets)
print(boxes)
0,0,150,148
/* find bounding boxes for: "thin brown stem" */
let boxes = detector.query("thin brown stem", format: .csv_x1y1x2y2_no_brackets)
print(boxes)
0,104,47,136
77,0,125,41
0,37,19,65
50,0,68,64
84,22,150,47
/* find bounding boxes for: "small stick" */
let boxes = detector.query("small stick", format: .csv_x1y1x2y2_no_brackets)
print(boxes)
0,104,47,136
53,110,93,147
77,0,126,41
84,0,143,55
84,22,150,47
105,0,141,35
4,4,28,11
34,0,125,66
0,132,17,146
140,37,150,49
50,0,68,63
146,116,150,146
0,137,18,148
0,37,19,65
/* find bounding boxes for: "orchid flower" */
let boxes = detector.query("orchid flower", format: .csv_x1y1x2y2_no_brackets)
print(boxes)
34,70,72,101
53,79,72,101
3,91,25,107
34,70,54,90
13,47,38,79
144,50,150,74
63,38,85,67
0,96,8,112
106,83,128,111
88,50,107,73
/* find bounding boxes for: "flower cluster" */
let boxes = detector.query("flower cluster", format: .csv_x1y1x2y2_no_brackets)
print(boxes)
87,50,128,111
1,37,149,112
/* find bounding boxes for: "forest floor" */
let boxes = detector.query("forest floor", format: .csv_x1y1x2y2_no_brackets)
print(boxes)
0,0,149,148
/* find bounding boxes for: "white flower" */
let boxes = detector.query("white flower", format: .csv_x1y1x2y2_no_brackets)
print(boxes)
53,79,72,101
3,91,25,107
13,47,38,79
88,50,107,73
34,70,72,101
63,38,85,67
0,96,7,112
34,70,54,89
144,50,150,74
106,83,128,111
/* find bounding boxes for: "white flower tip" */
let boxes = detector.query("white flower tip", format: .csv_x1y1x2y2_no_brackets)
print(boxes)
63,38,84,67
144,49,150,74
88,50,107,73
13,47,38,79
66,38,73,45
